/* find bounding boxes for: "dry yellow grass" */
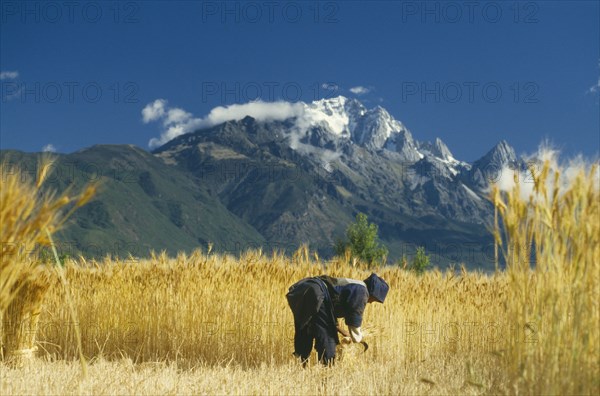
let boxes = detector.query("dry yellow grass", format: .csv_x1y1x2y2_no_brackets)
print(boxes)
1,153,598,395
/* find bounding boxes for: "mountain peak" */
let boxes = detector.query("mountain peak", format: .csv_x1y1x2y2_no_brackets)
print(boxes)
468,140,519,188
419,138,454,161
312,95,348,106
309,96,365,117
296,97,420,160
487,140,517,165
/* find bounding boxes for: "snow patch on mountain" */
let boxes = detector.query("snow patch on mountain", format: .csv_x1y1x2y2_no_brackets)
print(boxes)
299,96,353,138
462,183,482,201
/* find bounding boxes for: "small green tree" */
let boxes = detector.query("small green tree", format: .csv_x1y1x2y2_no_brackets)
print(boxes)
334,213,388,265
409,246,430,274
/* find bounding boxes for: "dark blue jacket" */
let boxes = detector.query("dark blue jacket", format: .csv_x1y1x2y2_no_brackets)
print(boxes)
286,277,339,342
332,282,369,328
286,276,368,343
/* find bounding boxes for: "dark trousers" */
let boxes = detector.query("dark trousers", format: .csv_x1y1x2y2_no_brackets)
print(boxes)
287,278,338,366
294,302,337,365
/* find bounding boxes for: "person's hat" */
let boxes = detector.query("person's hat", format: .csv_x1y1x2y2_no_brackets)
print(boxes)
363,273,389,303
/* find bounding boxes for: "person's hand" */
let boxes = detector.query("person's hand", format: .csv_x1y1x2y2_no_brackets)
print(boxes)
341,336,352,345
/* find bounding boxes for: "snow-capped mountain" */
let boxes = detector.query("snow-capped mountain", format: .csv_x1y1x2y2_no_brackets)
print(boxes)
150,96,525,268
291,96,469,173
301,96,418,155
156,96,519,202
299,96,419,157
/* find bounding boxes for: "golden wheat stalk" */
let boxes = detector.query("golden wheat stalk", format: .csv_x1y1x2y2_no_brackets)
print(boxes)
1,156,94,371
491,157,599,394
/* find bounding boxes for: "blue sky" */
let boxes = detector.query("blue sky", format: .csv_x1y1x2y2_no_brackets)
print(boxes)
1,0,598,161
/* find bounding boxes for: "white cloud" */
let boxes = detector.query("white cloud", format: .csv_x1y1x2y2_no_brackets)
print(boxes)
349,86,370,95
321,82,339,92
142,98,346,169
142,99,167,123
203,101,303,126
42,144,57,153
144,100,305,148
588,78,600,93
495,145,599,201
165,107,193,125
0,71,19,80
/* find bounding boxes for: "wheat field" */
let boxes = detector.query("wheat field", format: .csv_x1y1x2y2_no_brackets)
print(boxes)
1,157,598,395
5,253,516,395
